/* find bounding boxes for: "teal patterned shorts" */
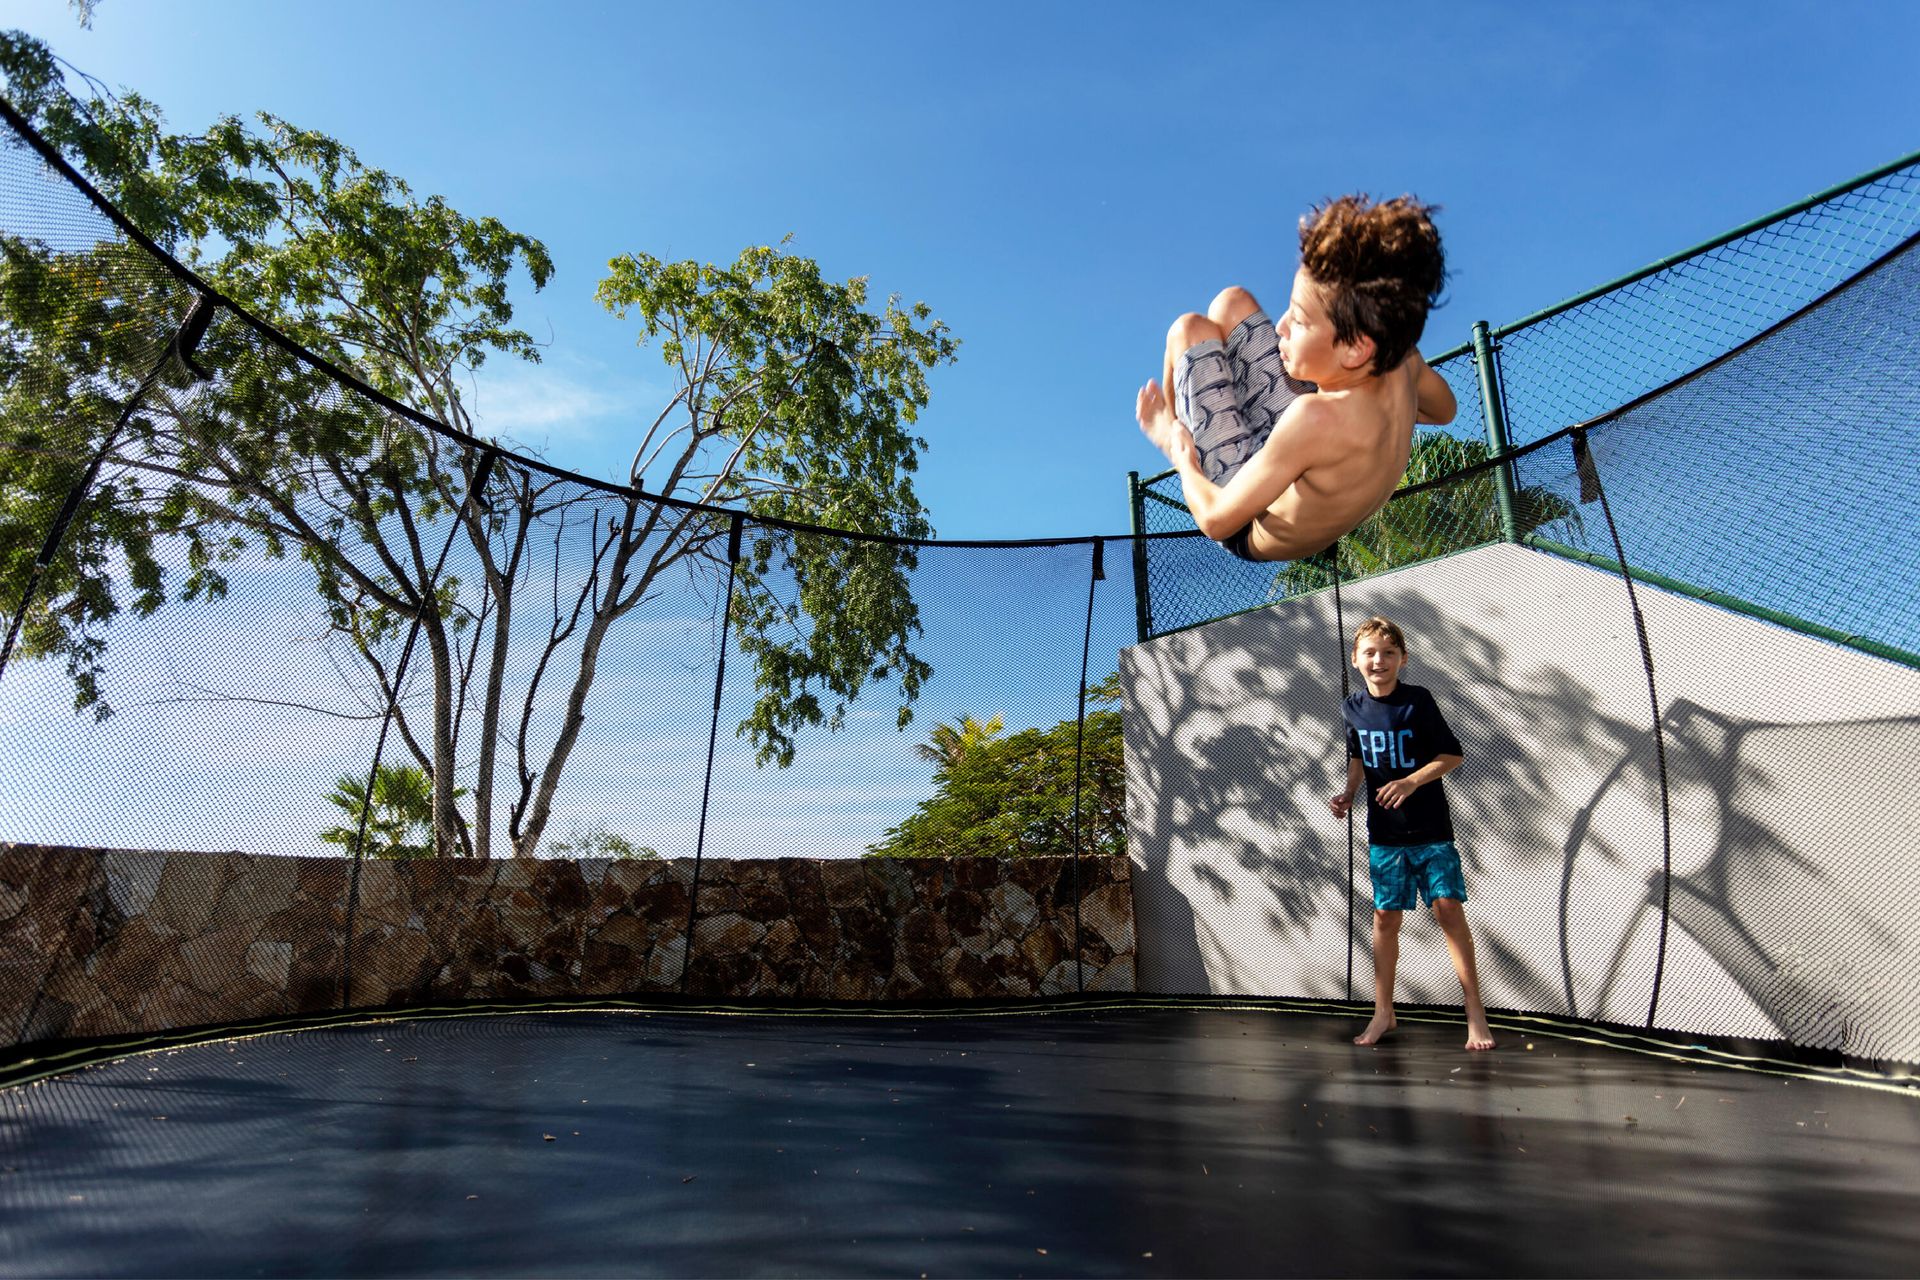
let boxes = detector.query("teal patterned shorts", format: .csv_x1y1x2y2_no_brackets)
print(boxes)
1368,841,1468,911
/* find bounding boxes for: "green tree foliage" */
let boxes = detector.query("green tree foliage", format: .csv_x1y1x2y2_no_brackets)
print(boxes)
913,712,1003,769
871,677,1125,859
0,35,957,856
318,763,442,860
1276,431,1580,595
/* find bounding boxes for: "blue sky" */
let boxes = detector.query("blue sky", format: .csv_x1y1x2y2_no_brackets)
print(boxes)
11,0,1920,541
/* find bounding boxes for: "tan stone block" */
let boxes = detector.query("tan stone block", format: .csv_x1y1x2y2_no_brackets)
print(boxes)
0,880,24,925
1078,883,1135,955
102,849,166,918
491,859,539,892
592,913,652,951
351,926,433,1005
694,912,766,955
1040,959,1082,997
761,918,802,957
1087,955,1136,993
178,923,265,996
349,861,407,926
211,857,299,930
246,938,294,989
695,884,747,913
989,882,1039,932
604,859,664,896
148,854,232,936
1020,928,1063,976
642,935,687,987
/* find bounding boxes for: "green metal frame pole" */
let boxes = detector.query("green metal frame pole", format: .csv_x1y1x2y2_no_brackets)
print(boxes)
1127,471,1153,643
1471,320,1521,544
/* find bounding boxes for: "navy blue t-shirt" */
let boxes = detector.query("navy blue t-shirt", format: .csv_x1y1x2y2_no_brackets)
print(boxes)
1342,681,1463,847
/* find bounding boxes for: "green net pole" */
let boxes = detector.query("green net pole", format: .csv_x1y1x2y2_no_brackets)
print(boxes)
1127,470,1153,642
1471,321,1520,543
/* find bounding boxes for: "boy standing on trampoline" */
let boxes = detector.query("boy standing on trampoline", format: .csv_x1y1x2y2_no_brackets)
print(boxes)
1330,616,1495,1051
1136,195,1456,562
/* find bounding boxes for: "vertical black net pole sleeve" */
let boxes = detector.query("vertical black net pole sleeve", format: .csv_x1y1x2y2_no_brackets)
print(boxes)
1332,545,1353,1002
1127,473,1152,643
1070,539,1104,993
340,447,498,1011
1572,430,1675,1028
680,514,742,994
0,293,218,685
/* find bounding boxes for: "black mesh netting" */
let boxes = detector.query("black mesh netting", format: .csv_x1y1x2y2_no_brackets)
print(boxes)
2,97,1917,1065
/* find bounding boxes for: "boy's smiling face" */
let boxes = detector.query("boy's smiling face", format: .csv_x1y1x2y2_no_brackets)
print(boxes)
1353,634,1406,695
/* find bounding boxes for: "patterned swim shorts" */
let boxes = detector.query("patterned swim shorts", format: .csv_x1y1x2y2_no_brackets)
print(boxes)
1368,841,1468,911
1172,309,1315,487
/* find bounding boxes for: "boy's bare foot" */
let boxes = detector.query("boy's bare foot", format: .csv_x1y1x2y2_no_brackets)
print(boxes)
1354,1012,1396,1046
1136,379,1186,461
1465,1020,1495,1051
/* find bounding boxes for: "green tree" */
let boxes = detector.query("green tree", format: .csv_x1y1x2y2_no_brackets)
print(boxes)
319,763,440,860
913,712,1003,769
871,682,1125,859
1276,430,1580,596
1,36,956,856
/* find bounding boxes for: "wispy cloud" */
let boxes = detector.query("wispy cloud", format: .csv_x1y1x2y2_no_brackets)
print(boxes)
466,354,665,452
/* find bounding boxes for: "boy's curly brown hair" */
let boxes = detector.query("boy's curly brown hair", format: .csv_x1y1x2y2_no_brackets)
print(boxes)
1298,195,1445,376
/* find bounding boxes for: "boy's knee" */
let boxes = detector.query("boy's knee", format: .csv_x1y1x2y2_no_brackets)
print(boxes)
1207,285,1259,328
1166,312,1221,354
1373,909,1404,932
1430,897,1465,925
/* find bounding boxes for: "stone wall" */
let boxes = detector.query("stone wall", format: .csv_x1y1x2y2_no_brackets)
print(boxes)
0,844,1135,1049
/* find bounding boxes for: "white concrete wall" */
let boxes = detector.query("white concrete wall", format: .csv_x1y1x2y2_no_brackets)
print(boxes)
1122,541,1920,1061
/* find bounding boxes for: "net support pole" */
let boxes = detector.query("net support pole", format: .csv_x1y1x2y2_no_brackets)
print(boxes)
1571,429,1675,1029
339,447,498,1012
1471,321,1521,544
1126,472,1152,642
1331,545,1354,1003
681,514,743,994
1070,539,1105,994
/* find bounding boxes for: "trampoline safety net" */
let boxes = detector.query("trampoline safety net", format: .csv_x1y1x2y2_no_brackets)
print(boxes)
2,92,1918,1068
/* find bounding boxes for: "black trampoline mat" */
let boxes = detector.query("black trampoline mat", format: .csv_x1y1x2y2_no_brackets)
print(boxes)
3,1005,1918,1278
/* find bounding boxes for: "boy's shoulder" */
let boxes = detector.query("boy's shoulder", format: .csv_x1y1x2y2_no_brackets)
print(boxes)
1397,681,1447,708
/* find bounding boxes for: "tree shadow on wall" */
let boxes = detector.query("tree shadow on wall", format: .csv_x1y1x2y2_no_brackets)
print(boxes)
1571,699,1916,1056
1128,575,1687,1015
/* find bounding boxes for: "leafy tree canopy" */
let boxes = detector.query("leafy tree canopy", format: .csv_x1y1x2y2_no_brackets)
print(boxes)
871,676,1124,859
1,33,959,856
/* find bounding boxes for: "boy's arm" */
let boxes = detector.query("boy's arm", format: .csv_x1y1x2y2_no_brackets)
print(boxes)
1329,757,1365,818
1373,753,1463,809
1172,399,1325,541
1410,351,1457,426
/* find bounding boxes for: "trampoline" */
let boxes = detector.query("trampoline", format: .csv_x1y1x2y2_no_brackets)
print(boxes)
5,1001,1919,1277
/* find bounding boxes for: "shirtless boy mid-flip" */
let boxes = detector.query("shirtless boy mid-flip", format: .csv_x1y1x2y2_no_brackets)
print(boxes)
1137,195,1456,562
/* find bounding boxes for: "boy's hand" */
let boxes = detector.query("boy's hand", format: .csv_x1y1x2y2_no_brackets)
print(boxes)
1374,777,1421,809
1136,379,1196,469
1328,792,1353,819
